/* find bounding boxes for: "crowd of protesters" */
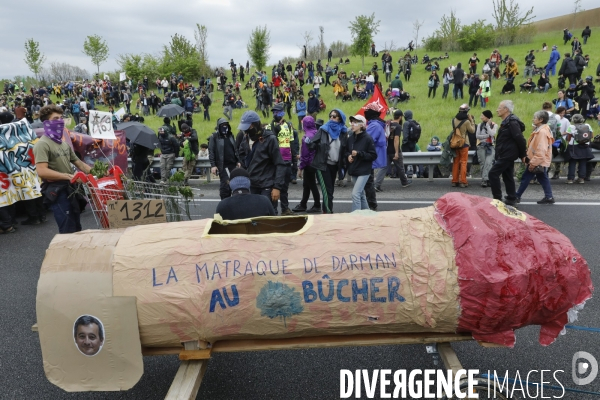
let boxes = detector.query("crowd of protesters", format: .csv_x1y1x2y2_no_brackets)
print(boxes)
2,29,600,232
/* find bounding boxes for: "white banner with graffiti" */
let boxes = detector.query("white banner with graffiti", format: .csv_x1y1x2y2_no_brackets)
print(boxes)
0,119,42,207
89,110,117,140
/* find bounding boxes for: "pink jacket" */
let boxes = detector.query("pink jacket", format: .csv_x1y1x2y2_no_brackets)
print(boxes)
527,124,553,168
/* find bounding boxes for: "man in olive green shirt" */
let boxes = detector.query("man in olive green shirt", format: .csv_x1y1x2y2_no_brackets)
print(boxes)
33,105,91,233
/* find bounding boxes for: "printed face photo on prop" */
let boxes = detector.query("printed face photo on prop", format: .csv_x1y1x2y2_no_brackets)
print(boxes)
73,315,105,357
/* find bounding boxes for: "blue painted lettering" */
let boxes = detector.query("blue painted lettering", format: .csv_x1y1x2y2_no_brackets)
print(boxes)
256,260,267,276
337,279,350,302
384,253,397,268
166,267,178,284
351,278,368,302
233,260,241,276
370,277,386,302
282,259,291,275
359,254,373,270
317,275,334,301
152,268,163,287
244,261,254,276
223,285,240,307
211,263,222,280
388,276,406,302
196,263,209,283
209,289,226,312
302,280,317,303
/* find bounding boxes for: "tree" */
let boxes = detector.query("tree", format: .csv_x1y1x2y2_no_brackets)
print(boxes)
23,39,46,81
82,35,109,74
436,11,462,51
413,20,424,50
318,26,326,61
572,0,583,30
298,30,313,60
348,13,381,68
492,0,535,45
457,20,496,51
247,25,270,72
194,24,211,76
161,33,201,80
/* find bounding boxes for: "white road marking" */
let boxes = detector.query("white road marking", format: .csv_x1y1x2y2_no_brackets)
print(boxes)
196,199,600,206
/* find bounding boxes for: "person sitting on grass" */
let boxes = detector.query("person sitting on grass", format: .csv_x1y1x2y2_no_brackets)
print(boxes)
520,78,536,93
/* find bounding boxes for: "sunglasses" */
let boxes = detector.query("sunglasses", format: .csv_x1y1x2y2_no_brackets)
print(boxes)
329,114,338,119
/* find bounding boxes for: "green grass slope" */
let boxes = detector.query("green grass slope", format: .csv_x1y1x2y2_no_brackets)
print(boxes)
56,29,599,146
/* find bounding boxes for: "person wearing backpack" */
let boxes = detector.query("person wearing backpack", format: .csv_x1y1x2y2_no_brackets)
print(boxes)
564,114,594,184
488,100,527,206
563,29,572,45
450,105,475,187
475,110,497,187
574,49,586,80
401,110,421,178
71,101,80,125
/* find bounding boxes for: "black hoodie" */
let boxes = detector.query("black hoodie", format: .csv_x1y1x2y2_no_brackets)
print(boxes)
495,114,527,161
243,130,286,190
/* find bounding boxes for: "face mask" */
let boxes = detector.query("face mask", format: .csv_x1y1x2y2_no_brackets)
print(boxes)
246,126,260,142
43,119,64,144
273,111,285,122
219,125,229,134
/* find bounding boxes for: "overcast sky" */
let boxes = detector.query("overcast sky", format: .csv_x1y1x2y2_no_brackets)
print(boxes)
0,0,592,80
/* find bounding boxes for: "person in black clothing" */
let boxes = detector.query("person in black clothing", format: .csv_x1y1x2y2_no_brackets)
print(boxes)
488,100,527,206
387,110,412,186
215,168,275,220
468,53,480,74
209,118,241,199
582,26,591,44
559,53,579,85
453,63,465,100
237,111,286,212
158,127,181,183
130,143,154,181
573,50,586,80
200,92,211,121
307,90,320,118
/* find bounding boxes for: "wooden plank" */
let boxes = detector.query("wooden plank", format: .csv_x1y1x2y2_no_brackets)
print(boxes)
211,332,473,353
31,323,38,332
165,341,208,400
143,333,474,357
179,349,212,361
164,360,208,400
437,342,463,376
477,340,509,348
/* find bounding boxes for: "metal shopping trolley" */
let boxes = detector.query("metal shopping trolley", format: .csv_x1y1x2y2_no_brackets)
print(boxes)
72,167,203,229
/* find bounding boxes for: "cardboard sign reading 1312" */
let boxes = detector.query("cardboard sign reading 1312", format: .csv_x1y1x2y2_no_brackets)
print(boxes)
107,200,166,228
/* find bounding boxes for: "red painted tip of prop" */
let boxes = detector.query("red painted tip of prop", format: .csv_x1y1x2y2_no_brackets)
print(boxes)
434,193,593,347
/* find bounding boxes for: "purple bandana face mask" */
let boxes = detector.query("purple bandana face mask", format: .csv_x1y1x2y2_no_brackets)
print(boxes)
43,119,65,144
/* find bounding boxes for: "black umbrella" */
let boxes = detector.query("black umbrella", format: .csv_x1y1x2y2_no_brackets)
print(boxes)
157,104,185,118
116,121,159,150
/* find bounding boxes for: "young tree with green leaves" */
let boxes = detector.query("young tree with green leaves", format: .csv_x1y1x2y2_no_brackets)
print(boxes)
23,38,46,81
82,35,109,74
161,34,201,80
194,24,211,76
492,0,535,45
348,13,381,68
247,25,270,72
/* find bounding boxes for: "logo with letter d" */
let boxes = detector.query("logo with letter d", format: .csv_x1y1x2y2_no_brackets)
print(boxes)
572,351,598,386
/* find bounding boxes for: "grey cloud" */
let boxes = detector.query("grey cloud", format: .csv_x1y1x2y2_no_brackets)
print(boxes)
1,0,573,79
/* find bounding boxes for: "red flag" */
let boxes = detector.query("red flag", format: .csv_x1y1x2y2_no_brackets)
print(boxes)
356,84,388,119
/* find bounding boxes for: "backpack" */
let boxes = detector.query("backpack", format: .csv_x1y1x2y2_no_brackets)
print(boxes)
427,78,435,88
72,103,80,113
573,124,592,144
407,120,421,142
568,32,573,39
450,119,467,149
577,56,586,67
547,114,561,139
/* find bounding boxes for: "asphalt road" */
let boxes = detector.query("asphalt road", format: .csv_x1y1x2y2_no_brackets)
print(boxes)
1,177,599,400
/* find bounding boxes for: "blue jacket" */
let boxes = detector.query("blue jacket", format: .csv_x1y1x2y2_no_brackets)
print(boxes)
296,101,307,117
366,119,387,169
548,50,561,65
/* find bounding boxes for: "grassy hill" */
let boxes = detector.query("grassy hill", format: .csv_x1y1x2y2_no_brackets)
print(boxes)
532,8,600,33
56,28,598,147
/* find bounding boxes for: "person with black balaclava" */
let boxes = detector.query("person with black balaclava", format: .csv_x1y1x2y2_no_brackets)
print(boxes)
209,118,241,199
237,111,286,212
215,168,275,220
266,103,298,215
158,126,180,184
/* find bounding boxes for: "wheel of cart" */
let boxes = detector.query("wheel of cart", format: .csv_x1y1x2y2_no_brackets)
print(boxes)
71,166,125,229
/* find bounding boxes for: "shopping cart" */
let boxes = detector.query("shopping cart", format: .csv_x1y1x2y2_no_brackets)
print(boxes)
72,166,125,229
73,168,204,229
